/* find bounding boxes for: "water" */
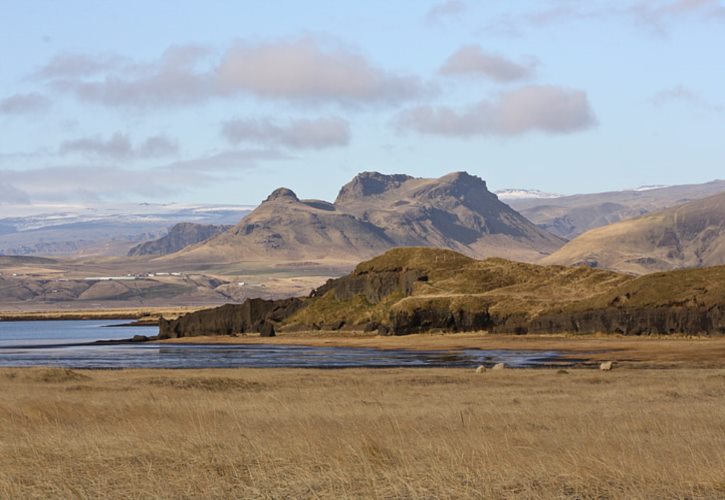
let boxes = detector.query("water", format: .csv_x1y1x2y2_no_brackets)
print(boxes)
0,320,573,369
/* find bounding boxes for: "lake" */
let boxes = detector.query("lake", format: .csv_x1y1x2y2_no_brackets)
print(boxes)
0,320,573,369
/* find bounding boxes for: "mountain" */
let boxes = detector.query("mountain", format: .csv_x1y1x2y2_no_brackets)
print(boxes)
173,172,565,264
507,180,725,239
128,223,232,256
0,203,252,257
160,247,725,338
541,192,725,273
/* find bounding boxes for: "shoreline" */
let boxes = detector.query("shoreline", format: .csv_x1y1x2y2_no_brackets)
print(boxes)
158,331,725,369
0,306,200,322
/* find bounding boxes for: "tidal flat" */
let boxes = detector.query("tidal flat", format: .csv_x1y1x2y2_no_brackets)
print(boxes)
1,366,724,498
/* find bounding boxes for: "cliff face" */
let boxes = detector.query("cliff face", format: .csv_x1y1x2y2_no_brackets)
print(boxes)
159,248,725,338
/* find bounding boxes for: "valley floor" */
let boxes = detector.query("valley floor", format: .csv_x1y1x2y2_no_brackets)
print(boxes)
1,366,723,498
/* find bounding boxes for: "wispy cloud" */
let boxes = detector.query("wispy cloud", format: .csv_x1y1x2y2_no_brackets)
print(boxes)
439,45,537,82
425,0,467,23
394,85,596,137
160,149,292,173
0,148,291,203
59,133,179,160
34,52,129,79
0,92,51,114
652,85,723,113
488,1,725,38
0,183,31,205
633,0,725,29
221,117,350,149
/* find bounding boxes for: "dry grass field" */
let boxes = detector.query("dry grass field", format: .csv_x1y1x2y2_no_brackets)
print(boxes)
1,366,724,498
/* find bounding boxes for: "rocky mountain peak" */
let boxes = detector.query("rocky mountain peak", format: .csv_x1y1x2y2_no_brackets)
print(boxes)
414,171,495,205
264,188,299,203
335,171,414,204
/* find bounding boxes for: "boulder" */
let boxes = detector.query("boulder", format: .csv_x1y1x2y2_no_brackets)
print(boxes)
475,365,487,374
492,363,506,370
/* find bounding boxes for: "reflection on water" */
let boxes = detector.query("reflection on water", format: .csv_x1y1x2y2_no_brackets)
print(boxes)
0,320,572,369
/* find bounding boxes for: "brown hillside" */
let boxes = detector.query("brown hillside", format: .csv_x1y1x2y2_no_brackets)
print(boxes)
541,192,725,273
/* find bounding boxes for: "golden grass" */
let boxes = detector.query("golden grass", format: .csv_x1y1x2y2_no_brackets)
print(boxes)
1,367,724,498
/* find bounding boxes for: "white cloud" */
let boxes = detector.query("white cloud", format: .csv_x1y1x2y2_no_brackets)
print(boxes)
216,38,423,105
439,45,537,82
395,85,596,137
49,45,214,107
0,93,51,114
221,117,350,149
59,133,179,159
39,39,423,108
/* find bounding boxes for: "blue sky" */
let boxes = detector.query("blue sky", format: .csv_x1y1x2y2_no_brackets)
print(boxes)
0,0,723,207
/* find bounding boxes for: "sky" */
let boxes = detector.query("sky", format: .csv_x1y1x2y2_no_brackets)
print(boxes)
0,0,723,207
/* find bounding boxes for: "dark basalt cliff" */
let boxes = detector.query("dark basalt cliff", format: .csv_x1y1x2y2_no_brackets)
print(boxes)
159,248,725,339
159,298,303,339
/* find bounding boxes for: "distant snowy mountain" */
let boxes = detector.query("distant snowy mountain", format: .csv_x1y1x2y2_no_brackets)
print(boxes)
495,189,563,200
0,203,253,257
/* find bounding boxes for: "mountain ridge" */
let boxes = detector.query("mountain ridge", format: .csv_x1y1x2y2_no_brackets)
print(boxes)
507,179,725,239
171,171,565,264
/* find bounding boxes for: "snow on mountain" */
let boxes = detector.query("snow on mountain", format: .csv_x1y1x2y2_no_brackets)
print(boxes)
632,185,669,192
495,189,563,200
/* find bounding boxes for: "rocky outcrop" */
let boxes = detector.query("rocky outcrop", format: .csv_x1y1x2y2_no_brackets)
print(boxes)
158,248,725,338
128,223,231,256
